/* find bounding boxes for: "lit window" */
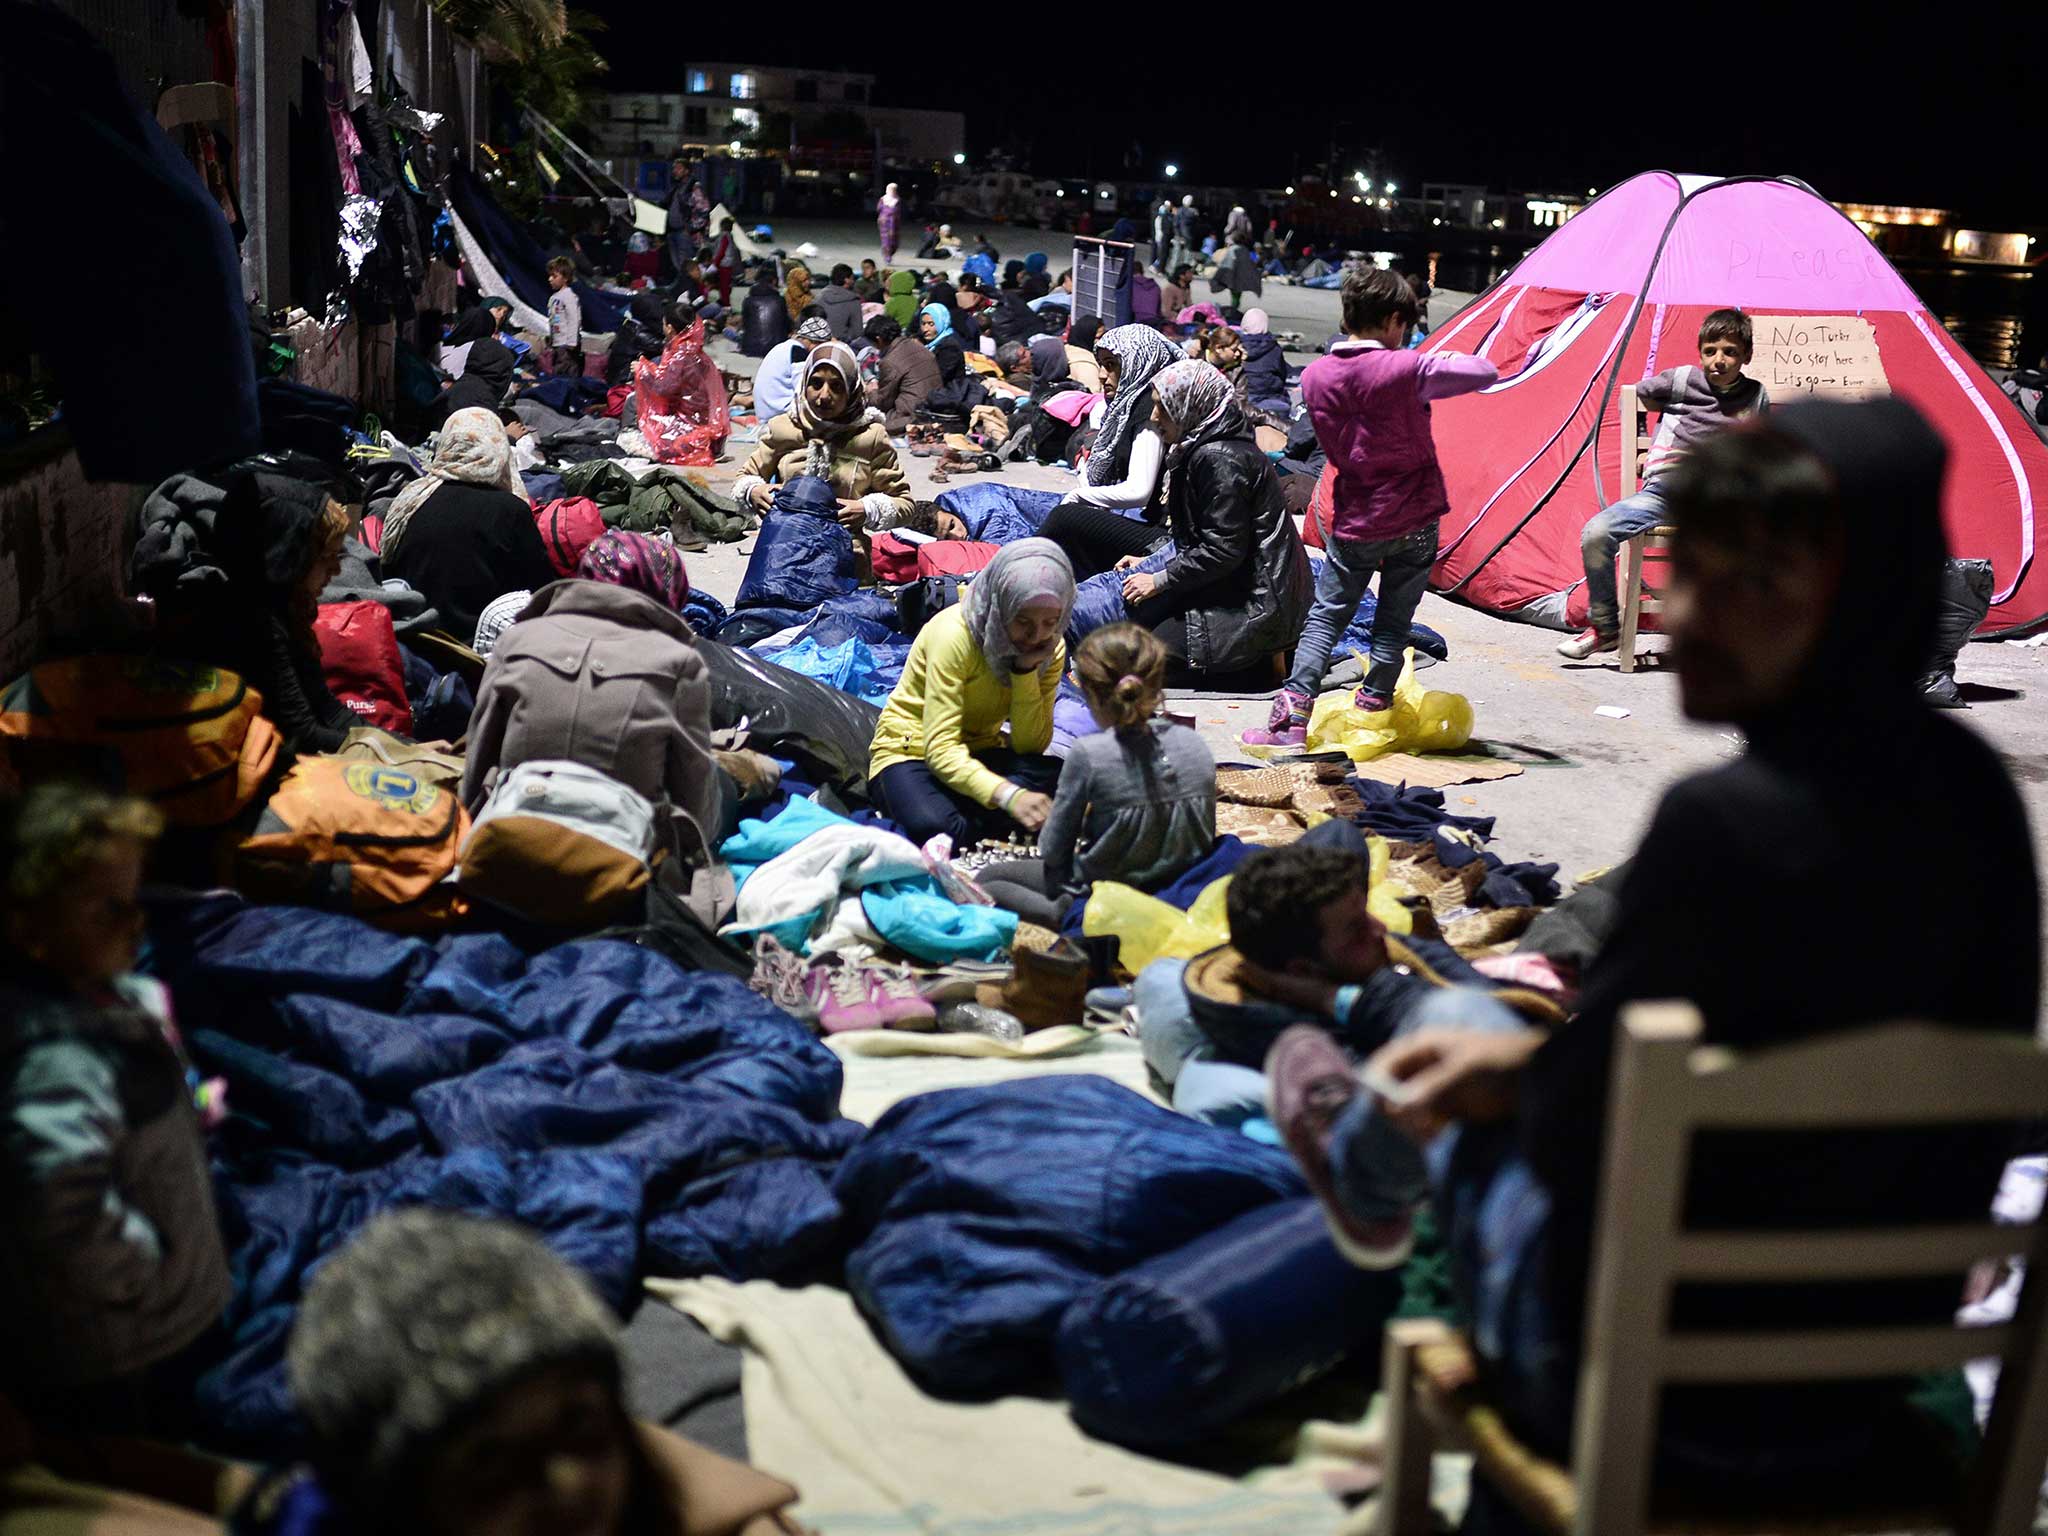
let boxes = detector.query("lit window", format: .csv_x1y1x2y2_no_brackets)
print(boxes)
730,72,756,100
687,70,710,95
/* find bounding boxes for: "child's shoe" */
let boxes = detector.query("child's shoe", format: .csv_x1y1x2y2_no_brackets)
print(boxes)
1239,688,1312,749
1350,686,1392,713
1557,627,1620,660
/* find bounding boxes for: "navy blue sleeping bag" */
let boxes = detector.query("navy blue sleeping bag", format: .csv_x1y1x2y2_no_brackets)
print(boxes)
1068,545,1175,644
1057,1197,1402,1447
832,1076,1307,1397
735,510,855,610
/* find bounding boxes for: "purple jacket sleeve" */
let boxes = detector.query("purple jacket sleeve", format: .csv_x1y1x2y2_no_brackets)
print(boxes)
1416,353,1499,401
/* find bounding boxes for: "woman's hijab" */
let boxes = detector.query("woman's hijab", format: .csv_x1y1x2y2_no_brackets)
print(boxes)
1241,308,1271,335
784,263,812,322
880,182,900,207
791,341,867,439
1086,324,1184,486
1067,314,1105,355
576,530,690,613
1028,337,1073,396
1024,252,1049,277
1151,359,1236,463
933,338,967,385
920,302,955,351
962,538,1075,677
380,406,528,558
885,269,919,328
444,307,498,346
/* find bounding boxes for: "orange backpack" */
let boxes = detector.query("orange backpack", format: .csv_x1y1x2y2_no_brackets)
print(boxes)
235,757,470,926
0,656,279,826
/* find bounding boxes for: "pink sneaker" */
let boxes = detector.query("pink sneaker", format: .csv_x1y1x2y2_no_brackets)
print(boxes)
1265,1025,1416,1270
1351,686,1392,713
804,957,884,1033
867,966,939,1030
1239,688,1312,750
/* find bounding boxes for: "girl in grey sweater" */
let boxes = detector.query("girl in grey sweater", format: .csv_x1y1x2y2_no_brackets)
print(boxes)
978,624,1216,926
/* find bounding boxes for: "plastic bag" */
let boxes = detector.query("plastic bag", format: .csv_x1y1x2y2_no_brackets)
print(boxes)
1920,557,1994,707
1083,876,1234,974
634,320,731,467
1304,651,1473,762
765,637,893,706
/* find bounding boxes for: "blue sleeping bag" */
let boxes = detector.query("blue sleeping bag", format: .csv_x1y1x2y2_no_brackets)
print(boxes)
832,1075,1307,1397
934,483,1061,546
1067,544,1174,644
734,509,856,610
1057,1197,1402,1447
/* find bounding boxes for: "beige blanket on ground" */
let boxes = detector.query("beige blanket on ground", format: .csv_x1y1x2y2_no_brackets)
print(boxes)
652,1275,1391,1536
828,1028,1159,1125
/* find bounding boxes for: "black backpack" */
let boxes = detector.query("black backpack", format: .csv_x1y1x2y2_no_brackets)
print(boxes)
895,575,968,635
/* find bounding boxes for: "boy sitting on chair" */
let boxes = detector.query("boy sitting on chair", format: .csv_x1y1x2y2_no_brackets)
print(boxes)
1558,307,1768,660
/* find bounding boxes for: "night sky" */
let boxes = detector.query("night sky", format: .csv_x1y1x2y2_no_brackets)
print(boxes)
579,14,2048,226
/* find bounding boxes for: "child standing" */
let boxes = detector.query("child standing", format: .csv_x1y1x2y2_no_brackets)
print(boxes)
977,624,1216,927
1558,307,1769,659
545,255,584,378
0,784,230,1431
1242,268,1497,748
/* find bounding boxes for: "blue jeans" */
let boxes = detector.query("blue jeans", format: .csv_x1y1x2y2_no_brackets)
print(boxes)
1285,519,1439,701
1580,483,1670,632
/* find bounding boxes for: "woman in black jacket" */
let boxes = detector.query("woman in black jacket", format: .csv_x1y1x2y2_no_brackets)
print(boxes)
1117,359,1312,674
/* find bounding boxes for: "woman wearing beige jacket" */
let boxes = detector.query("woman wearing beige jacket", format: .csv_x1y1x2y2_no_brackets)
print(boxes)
732,341,914,537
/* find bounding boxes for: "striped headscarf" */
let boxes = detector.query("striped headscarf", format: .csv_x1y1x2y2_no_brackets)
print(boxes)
1086,324,1183,487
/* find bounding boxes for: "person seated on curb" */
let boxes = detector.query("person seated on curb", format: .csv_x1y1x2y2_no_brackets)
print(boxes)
234,1209,805,1536
868,539,1073,849
1268,400,2039,1521
1130,825,1557,1142
733,341,914,541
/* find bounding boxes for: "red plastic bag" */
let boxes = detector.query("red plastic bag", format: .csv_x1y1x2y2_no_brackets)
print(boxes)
916,540,1000,579
315,600,412,736
634,320,730,467
534,497,606,576
870,532,921,584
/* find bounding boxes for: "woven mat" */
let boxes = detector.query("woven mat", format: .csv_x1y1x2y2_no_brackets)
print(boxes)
1348,751,1525,789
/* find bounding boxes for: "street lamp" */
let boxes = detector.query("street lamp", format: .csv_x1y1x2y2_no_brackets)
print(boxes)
953,152,965,165
1385,183,1397,195
1164,163,1179,178
1284,185,1295,195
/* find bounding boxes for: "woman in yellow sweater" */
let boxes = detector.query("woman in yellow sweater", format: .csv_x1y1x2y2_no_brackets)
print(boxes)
869,539,1075,849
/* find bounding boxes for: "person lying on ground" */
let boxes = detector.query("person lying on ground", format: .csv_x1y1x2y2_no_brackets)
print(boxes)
1559,307,1768,661
751,314,826,424
734,340,913,538
382,408,556,651
0,785,230,1439
1029,268,1074,313
1243,267,1494,748
1036,324,1183,578
869,540,1073,849
241,1209,805,1536
1115,359,1313,675
866,314,942,435
978,623,1215,928
1269,401,2040,1519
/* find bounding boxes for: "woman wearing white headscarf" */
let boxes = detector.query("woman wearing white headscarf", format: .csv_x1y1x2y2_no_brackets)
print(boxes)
1034,323,1185,579
877,182,901,262
379,407,555,644
869,539,1075,848
733,338,914,533
1114,359,1313,674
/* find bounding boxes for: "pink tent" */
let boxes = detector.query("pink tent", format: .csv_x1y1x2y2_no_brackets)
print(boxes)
1422,172,2047,636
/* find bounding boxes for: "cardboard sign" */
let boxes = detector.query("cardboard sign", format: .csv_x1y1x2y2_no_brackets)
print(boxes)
1747,315,1890,400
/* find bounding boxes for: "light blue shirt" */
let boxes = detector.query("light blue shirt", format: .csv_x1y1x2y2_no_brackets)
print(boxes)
754,341,803,422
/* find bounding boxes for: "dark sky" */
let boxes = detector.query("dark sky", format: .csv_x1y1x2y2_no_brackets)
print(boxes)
579,14,2048,226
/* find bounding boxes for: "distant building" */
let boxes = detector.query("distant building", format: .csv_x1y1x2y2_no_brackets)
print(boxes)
592,65,963,167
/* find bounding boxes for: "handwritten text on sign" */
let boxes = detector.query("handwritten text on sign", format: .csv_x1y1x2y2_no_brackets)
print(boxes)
1748,315,1890,400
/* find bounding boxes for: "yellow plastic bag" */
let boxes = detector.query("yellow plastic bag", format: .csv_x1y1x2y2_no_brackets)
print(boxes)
1363,831,1414,937
1305,650,1474,763
1083,875,1234,973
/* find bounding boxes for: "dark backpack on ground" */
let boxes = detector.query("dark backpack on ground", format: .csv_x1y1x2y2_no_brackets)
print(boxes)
896,575,967,635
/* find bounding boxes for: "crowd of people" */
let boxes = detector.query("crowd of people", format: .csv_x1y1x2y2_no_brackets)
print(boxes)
1,151,2041,1536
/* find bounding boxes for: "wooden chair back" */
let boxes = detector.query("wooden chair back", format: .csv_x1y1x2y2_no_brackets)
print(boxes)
1574,1003,2048,1534
1617,383,1654,501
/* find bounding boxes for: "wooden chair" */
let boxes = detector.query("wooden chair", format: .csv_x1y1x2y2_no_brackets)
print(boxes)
1612,383,1676,674
1377,1002,2048,1536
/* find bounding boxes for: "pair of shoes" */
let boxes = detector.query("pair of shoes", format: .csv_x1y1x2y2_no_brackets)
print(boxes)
1350,686,1392,713
1238,687,1312,749
1557,627,1620,660
804,955,938,1033
749,934,814,1021
1264,1025,1417,1270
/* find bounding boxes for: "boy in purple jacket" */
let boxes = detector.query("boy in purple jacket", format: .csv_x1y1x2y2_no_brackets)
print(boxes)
1243,268,1496,748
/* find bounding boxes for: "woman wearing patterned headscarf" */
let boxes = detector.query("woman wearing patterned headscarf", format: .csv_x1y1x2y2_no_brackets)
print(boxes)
732,340,913,536
1032,323,1185,579
1111,358,1312,674
380,408,555,646
869,539,1074,848
576,529,691,612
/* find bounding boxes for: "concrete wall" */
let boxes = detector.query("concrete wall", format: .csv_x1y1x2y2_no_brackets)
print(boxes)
0,436,137,680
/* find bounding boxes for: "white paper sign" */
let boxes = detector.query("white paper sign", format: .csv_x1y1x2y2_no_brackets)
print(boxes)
1747,315,1890,400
